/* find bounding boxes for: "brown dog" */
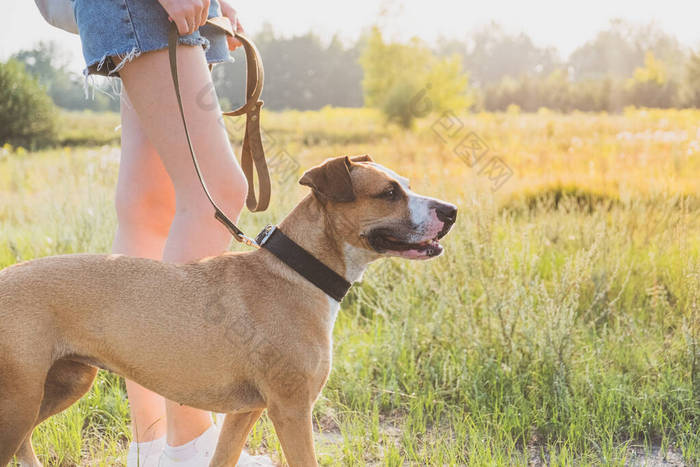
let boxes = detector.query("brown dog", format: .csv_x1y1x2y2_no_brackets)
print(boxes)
0,155,456,466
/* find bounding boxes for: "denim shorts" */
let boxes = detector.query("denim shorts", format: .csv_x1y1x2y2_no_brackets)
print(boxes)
72,0,230,77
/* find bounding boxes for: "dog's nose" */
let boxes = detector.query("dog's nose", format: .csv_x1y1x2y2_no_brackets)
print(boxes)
435,203,457,226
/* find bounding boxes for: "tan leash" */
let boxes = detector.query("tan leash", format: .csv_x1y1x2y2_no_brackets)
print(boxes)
168,18,270,247
170,19,353,300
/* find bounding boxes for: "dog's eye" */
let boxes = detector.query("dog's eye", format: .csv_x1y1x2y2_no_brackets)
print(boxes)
378,185,400,200
373,182,401,200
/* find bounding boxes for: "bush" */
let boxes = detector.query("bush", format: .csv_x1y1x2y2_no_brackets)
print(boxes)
500,184,622,214
360,28,471,127
0,59,58,149
624,52,677,108
380,80,421,128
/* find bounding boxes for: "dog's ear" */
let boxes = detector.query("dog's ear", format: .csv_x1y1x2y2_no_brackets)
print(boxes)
299,156,355,202
350,154,373,163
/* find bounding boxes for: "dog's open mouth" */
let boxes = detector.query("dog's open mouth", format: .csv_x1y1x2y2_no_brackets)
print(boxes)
367,231,444,259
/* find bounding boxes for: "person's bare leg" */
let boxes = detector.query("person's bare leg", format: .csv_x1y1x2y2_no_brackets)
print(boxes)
117,44,247,446
114,89,175,444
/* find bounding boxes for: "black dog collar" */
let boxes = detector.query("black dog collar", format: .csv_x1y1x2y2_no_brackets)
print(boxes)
256,225,352,302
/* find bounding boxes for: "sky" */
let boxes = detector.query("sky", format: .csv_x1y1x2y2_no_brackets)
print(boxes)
4,0,700,72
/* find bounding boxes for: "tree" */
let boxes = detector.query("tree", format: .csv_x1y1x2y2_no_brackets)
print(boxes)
0,59,57,149
439,23,561,87
12,42,118,112
569,20,641,80
213,24,363,111
569,19,686,82
624,52,677,108
682,51,700,107
360,28,471,127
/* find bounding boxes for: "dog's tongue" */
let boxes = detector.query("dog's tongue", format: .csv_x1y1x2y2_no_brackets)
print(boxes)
392,240,443,259
419,241,443,257
401,249,430,259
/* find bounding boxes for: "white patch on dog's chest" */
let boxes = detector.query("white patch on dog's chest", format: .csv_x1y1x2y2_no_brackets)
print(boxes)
327,297,340,327
342,243,371,283
325,297,341,352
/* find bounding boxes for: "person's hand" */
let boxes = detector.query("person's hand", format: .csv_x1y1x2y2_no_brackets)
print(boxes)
219,0,244,50
158,0,210,36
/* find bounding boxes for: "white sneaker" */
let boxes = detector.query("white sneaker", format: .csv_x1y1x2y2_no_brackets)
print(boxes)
157,423,275,467
215,413,276,466
237,450,276,466
126,436,166,467
158,425,219,467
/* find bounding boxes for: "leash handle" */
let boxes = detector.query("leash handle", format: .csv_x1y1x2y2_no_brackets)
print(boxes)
207,18,271,213
167,21,261,247
206,17,264,116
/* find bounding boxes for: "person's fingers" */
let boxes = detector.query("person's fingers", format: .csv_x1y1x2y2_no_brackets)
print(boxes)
227,35,242,51
226,9,237,36
226,17,243,50
174,17,190,35
186,15,196,35
160,0,210,35
233,19,244,48
198,0,210,27
219,3,242,50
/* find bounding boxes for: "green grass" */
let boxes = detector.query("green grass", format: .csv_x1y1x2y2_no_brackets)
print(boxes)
2,108,699,465
55,111,122,148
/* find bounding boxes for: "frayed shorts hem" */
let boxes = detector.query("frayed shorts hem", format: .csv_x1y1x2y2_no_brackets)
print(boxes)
84,36,230,78
73,0,231,78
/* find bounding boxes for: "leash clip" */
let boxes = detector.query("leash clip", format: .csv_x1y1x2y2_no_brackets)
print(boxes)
255,224,277,247
214,210,260,248
238,233,261,248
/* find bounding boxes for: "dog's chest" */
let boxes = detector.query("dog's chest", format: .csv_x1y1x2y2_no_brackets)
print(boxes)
326,297,340,334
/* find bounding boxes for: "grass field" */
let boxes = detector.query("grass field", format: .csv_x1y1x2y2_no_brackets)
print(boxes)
2,107,699,466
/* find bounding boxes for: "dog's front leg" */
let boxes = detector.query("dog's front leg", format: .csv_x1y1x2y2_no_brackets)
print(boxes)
210,410,263,467
267,404,318,467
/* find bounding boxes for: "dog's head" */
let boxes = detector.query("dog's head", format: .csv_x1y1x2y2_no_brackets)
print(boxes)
299,155,457,260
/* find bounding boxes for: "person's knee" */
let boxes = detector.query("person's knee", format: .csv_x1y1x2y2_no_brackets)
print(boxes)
115,183,175,237
217,165,248,217
178,163,248,221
